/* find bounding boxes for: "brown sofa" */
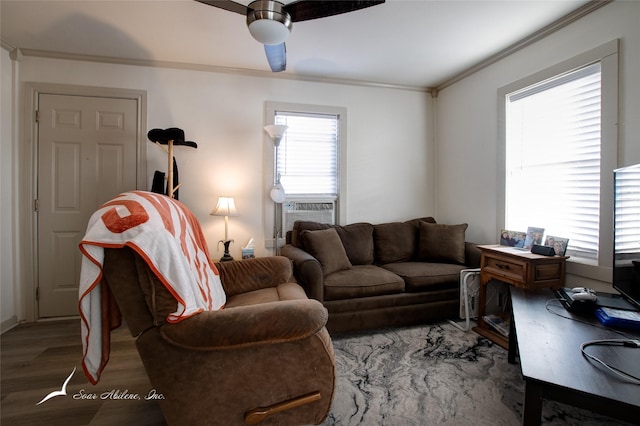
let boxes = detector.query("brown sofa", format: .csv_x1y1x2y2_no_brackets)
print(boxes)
281,217,481,334
103,248,336,425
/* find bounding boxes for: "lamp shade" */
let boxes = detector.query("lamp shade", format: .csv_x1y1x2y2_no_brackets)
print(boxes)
264,124,288,146
246,1,292,45
211,196,238,217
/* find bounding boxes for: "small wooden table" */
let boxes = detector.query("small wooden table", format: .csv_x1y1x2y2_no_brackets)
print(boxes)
473,244,567,348
510,287,640,425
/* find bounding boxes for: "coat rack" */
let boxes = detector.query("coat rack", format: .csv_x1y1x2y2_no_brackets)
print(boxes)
155,140,180,198
147,128,197,199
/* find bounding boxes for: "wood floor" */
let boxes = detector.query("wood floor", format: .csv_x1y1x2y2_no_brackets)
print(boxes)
1,319,167,426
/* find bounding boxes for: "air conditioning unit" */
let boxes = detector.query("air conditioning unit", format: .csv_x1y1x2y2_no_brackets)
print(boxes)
282,200,335,233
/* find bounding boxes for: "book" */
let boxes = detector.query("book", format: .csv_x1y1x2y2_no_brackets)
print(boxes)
483,314,510,337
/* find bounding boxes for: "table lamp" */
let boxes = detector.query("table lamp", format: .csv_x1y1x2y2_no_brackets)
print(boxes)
211,196,238,261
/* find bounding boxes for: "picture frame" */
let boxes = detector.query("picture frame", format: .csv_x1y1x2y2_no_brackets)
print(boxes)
544,235,569,256
500,229,527,248
523,227,545,249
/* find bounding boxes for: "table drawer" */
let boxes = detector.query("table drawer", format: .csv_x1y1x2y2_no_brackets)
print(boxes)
484,257,525,281
531,262,563,286
536,263,561,280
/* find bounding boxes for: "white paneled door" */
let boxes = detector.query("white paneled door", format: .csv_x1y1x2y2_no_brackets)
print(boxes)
37,94,138,317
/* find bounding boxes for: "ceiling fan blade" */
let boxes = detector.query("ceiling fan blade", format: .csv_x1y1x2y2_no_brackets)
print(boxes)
264,43,286,72
194,0,248,15
285,0,384,22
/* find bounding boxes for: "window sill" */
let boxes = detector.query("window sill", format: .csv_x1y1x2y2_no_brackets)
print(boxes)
566,256,612,283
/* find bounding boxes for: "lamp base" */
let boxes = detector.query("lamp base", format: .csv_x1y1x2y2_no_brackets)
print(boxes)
219,239,234,262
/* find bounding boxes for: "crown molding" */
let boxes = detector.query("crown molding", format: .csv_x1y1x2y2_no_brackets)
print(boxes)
434,0,613,92
16,47,430,94
1,38,16,51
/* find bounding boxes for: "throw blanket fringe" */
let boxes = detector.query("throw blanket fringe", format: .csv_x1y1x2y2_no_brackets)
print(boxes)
79,191,226,384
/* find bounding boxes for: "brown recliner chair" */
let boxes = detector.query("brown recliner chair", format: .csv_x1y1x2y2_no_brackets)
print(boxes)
102,247,336,425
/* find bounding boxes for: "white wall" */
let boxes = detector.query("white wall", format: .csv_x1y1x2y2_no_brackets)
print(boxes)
435,1,640,291
8,56,433,320
1,46,16,328
18,58,433,252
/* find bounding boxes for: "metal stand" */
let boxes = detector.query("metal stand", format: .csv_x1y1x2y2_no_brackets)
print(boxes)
449,268,481,331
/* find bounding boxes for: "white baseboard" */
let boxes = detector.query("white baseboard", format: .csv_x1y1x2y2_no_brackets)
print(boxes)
1,315,18,334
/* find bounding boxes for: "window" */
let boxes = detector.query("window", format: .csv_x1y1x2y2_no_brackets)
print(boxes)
264,102,347,240
505,63,601,258
274,112,339,197
498,40,618,266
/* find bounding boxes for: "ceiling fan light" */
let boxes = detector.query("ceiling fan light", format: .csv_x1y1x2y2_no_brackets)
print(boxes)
248,19,290,45
247,1,292,45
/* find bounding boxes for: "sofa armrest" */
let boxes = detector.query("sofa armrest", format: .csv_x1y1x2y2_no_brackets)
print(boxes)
214,256,293,297
465,242,482,268
159,299,328,350
280,244,324,302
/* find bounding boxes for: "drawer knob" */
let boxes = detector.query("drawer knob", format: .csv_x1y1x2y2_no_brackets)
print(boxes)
496,263,511,270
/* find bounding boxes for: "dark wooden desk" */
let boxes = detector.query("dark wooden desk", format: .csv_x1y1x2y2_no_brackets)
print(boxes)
510,287,640,426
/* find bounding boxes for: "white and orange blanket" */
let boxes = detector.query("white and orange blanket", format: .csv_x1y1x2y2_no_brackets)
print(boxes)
79,191,226,384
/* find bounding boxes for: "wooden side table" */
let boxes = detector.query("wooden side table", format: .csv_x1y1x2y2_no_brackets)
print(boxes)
473,244,567,348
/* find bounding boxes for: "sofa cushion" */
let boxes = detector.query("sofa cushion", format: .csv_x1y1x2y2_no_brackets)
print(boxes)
405,216,437,229
381,261,466,291
225,282,309,307
215,256,293,297
301,228,352,276
291,220,374,265
323,265,405,301
334,222,374,265
162,292,329,349
373,222,417,264
291,221,330,248
418,222,468,264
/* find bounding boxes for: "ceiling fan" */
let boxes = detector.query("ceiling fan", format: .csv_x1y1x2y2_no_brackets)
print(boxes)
196,0,385,72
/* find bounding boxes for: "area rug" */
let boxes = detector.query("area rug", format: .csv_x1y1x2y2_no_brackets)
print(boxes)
321,322,631,425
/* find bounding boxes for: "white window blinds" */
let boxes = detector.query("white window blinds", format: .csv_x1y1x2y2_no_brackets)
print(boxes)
505,62,602,258
614,164,640,257
274,111,339,197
